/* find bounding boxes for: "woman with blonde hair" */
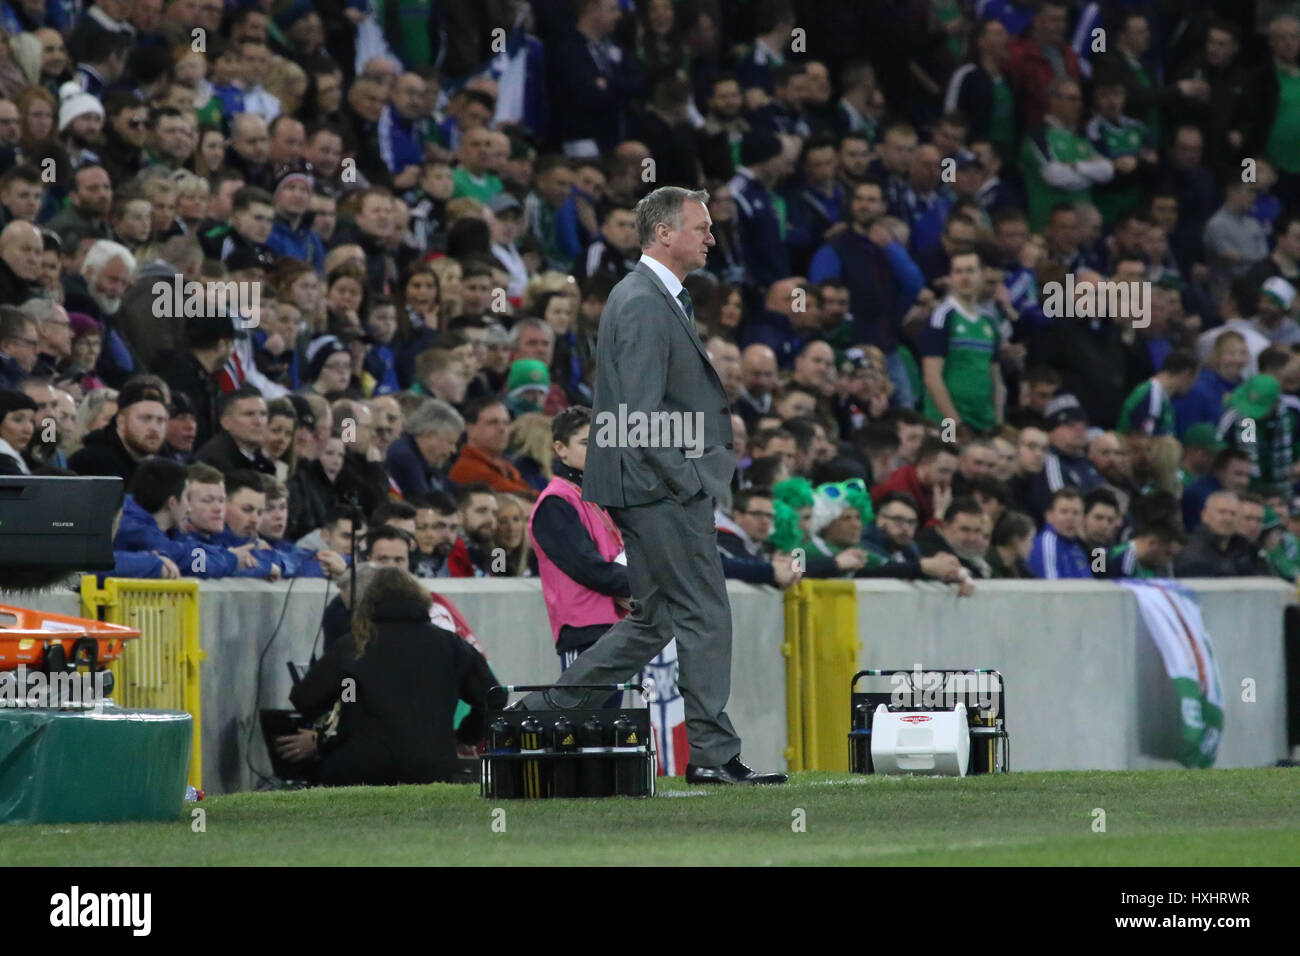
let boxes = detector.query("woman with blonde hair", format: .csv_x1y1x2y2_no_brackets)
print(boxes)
171,171,210,233
444,196,485,228
7,33,43,89
493,493,535,577
71,388,117,453
1145,435,1185,501
522,270,578,314
508,412,554,492
283,564,498,786
264,57,308,117
0,31,31,99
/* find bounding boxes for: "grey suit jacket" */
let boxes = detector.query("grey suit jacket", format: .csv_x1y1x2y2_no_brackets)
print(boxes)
582,261,735,509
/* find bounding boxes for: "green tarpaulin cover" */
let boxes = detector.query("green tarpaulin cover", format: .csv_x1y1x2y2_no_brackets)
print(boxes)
0,707,191,824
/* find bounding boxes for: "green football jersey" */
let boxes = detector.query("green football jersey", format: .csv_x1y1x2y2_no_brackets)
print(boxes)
1021,122,1103,230
1085,113,1149,224
1117,378,1176,436
451,167,504,203
919,296,999,431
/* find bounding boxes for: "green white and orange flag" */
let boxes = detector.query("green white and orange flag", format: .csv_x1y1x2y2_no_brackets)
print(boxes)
1123,582,1224,768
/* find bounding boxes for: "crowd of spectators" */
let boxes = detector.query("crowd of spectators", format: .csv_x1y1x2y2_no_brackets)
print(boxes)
2,0,1300,595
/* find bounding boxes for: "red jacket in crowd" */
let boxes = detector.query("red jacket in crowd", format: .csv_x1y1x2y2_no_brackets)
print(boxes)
1005,37,1082,129
871,463,938,526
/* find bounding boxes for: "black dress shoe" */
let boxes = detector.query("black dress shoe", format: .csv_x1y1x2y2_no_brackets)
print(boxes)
685,756,788,785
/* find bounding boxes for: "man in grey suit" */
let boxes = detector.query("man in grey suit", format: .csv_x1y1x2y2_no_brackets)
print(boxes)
521,186,787,785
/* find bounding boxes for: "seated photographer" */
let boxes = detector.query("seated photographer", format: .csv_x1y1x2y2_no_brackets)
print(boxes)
282,565,498,787
320,524,486,659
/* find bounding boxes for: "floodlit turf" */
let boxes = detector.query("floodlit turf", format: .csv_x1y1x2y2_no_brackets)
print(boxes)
3,769,1298,866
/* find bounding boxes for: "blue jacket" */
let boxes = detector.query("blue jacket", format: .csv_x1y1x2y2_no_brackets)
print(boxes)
782,180,843,267
1174,368,1239,437
1028,527,1091,579
980,0,1036,38
112,498,175,556
1026,450,1106,523
1003,265,1049,330
107,550,165,579
267,216,325,271
554,192,596,262
739,310,805,369
378,106,424,176
0,352,23,390
212,83,246,120
364,344,401,396
114,496,240,577
210,528,283,577
548,28,644,148
170,528,269,578
901,190,953,276
727,167,790,288
385,431,451,497
735,41,782,96
269,538,329,578
809,233,920,352
475,29,548,139
2,0,67,31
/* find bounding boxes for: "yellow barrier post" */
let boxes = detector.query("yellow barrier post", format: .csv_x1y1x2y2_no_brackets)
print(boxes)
81,577,204,790
783,579,861,771
782,580,807,770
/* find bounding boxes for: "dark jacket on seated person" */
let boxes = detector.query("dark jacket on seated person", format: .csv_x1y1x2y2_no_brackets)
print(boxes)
68,422,146,482
290,597,497,786
715,512,779,585
287,458,363,541
915,525,990,578
385,431,451,497
1173,525,1268,578
194,429,277,476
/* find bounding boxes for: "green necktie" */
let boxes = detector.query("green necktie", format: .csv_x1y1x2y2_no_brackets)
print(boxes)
676,288,694,321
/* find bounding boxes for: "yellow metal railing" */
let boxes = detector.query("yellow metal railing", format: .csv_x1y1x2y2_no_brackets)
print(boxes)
81,577,204,789
783,579,860,771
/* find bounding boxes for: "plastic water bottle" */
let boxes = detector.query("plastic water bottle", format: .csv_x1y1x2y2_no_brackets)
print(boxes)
184,785,204,802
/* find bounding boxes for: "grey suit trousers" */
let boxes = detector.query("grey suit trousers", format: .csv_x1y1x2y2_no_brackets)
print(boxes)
523,489,741,767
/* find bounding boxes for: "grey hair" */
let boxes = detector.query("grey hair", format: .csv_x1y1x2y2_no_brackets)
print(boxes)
405,397,464,437
508,316,554,348
18,298,58,325
635,186,710,248
81,239,136,280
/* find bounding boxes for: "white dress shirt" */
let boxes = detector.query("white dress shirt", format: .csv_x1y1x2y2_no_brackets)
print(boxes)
638,254,689,319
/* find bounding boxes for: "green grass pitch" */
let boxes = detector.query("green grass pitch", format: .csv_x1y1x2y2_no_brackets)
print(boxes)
4,769,1298,865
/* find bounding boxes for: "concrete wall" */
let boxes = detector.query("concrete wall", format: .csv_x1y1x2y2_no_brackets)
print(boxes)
852,578,1293,771
4,576,1291,792
196,577,786,793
